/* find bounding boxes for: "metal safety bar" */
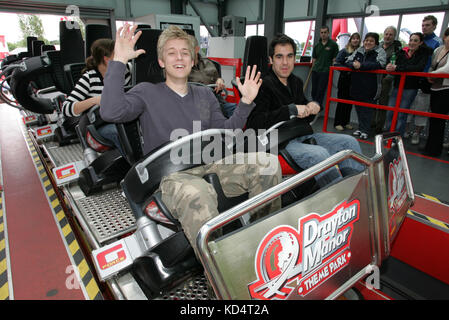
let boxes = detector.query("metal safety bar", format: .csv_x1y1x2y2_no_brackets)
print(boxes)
323,66,449,134
134,129,237,184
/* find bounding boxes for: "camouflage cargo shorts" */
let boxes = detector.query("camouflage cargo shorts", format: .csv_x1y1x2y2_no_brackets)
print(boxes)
160,152,282,254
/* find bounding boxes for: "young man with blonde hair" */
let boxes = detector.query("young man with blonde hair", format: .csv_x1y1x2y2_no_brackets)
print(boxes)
100,24,282,253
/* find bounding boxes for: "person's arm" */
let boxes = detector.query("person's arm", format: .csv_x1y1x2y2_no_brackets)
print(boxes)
100,24,147,123
61,73,99,117
335,49,347,66
361,49,386,70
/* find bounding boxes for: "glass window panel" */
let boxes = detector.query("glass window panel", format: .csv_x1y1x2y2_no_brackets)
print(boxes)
284,20,315,58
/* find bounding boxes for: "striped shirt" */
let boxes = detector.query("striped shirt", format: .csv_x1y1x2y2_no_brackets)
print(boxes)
62,63,132,117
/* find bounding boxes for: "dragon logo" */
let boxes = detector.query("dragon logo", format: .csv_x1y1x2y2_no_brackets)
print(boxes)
248,200,360,300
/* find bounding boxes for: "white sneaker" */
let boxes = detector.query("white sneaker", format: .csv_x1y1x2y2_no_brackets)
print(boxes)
359,132,369,140
335,125,344,131
353,130,362,137
411,132,420,145
345,124,353,130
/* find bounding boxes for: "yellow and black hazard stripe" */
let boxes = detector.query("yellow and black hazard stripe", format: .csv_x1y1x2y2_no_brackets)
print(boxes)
24,133,103,300
419,193,449,206
407,193,449,233
0,187,10,300
407,209,449,233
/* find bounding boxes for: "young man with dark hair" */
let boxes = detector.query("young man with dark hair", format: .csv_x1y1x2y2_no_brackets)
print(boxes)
246,33,364,188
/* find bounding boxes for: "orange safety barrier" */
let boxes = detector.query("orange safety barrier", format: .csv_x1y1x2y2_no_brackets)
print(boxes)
323,66,449,137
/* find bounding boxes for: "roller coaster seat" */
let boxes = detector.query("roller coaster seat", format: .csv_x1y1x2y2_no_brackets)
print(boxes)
9,55,61,114
122,131,249,298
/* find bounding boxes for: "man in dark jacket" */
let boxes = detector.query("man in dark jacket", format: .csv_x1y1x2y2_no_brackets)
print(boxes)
372,26,402,134
246,34,364,188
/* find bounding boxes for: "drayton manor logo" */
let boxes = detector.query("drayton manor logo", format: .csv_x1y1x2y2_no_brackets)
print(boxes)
248,199,360,300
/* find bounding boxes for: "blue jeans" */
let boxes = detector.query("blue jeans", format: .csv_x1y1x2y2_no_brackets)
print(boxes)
386,88,418,136
285,133,364,187
97,123,126,158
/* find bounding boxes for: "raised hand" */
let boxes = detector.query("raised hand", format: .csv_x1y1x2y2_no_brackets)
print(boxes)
113,23,146,64
236,65,262,104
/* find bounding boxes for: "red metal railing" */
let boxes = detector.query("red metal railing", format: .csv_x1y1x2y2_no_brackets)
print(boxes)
323,66,449,136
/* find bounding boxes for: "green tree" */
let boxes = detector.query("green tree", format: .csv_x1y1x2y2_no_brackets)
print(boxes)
18,14,47,43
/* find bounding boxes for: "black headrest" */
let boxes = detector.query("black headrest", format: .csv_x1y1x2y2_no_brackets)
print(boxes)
9,55,55,114
32,40,45,57
26,36,37,55
133,28,163,84
45,50,71,94
243,36,269,78
64,62,86,91
85,24,112,58
59,20,85,65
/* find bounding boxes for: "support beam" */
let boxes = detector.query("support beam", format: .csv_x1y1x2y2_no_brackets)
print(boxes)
313,0,328,45
264,0,284,46
170,0,185,14
188,0,217,37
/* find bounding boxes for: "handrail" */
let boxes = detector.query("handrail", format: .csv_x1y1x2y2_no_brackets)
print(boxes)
323,66,449,136
134,128,236,184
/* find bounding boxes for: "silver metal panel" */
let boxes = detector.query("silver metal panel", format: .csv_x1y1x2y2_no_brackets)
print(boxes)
71,186,137,245
43,141,84,167
208,173,374,300
159,274,212,300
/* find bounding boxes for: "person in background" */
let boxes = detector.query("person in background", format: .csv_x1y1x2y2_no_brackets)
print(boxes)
61,38,131,156
385,33,432,137
188,35,236,118
346,32,386,140
422,27,449,157
372,26,402,134
311,26,339,111
333,32,361,131
407,15,444,145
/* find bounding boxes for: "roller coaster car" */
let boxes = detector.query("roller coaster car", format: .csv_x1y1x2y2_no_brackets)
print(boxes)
92,132,414,300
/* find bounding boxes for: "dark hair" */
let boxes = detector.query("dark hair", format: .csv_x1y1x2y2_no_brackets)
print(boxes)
269,33,297,58
346,32,361,52
444,27,449,37
410,32,424,43
320,25,329,32
364,32,379,45
423,15,438,26
84,38,115,72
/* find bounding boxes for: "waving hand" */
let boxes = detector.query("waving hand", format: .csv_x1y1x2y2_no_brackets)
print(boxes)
113,24,146,64
235,65,262,104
